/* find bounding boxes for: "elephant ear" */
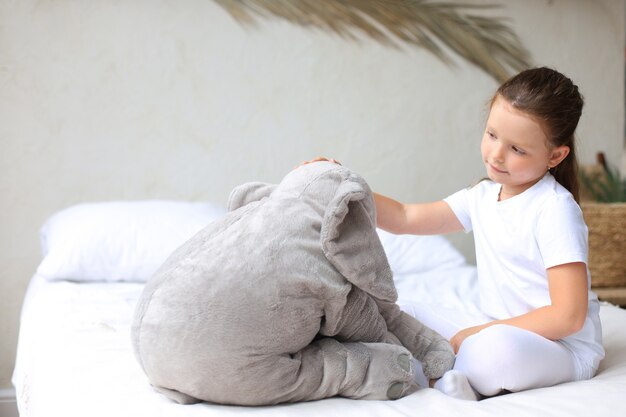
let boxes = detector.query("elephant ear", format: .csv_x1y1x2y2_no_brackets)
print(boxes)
320,174,397,303
227,182,277,211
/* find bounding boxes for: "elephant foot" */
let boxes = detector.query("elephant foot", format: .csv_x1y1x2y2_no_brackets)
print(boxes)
342,342,418,400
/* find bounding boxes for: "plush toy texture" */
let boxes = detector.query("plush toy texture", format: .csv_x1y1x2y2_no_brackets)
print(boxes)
131,162,455,405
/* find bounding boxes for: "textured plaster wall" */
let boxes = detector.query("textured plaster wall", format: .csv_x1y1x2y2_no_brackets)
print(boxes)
0,0,623,388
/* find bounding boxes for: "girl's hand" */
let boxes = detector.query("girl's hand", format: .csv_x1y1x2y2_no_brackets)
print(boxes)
294,157,341,170
450,324,490,353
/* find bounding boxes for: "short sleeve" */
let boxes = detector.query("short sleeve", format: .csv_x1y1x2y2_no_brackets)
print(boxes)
443,188,473,233
535,195,588,269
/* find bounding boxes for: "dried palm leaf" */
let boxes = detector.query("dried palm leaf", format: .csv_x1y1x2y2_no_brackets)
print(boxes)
213,0,531,82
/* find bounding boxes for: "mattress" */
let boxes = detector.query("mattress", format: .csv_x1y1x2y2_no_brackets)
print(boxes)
13,271,626,417
12,200,626,416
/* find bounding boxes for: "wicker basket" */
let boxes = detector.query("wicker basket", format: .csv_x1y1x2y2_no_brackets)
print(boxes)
581,202,626,288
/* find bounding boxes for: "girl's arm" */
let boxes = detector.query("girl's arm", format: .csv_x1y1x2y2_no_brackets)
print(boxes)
297,158,464,235
450,261,589,352
374,193,464,235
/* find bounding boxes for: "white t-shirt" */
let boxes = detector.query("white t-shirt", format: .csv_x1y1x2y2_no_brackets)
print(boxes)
444,173,604,374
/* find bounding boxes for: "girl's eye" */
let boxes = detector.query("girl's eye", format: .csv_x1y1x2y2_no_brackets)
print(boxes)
487,131,496,139
512,146,526,155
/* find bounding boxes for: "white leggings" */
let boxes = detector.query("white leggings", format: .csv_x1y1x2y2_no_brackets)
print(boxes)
401,302,586,396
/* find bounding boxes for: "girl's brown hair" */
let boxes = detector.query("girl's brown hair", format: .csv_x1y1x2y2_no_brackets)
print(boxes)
491,67,584,202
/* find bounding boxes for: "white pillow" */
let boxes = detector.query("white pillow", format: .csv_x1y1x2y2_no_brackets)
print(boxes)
36,201,226,282
376,229,467,275
35,201,464,283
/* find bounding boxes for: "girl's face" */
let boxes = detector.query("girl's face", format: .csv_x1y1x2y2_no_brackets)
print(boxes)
481,96,569,200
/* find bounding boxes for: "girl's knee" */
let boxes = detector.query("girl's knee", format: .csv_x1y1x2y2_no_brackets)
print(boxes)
454,324,528,396
458,324,520,365
454,324,576,396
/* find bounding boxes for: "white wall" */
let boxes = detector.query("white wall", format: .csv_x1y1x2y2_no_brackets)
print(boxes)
0,0,623,389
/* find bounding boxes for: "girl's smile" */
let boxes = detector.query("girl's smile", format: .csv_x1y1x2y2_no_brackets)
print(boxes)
487,163,508,175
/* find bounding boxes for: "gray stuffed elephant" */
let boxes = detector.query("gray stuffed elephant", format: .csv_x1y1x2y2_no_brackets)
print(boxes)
131,162,454,406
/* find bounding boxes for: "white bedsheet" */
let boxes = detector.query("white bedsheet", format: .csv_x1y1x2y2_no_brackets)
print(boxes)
13,271,626,417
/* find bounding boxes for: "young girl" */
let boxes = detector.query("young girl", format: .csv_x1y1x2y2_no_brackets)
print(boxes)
305,67,605,400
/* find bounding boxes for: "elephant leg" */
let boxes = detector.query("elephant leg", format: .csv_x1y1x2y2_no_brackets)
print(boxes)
379,301,455,379
326,287,388,343
341,341,419,400
263,338,417,404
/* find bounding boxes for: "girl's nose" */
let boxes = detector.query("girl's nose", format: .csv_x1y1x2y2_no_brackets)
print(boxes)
491,143,505,162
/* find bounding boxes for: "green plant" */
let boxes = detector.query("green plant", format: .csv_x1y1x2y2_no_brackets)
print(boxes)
580,153,626,203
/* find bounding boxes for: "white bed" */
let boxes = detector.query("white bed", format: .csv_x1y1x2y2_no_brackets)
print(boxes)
12,201,626,417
